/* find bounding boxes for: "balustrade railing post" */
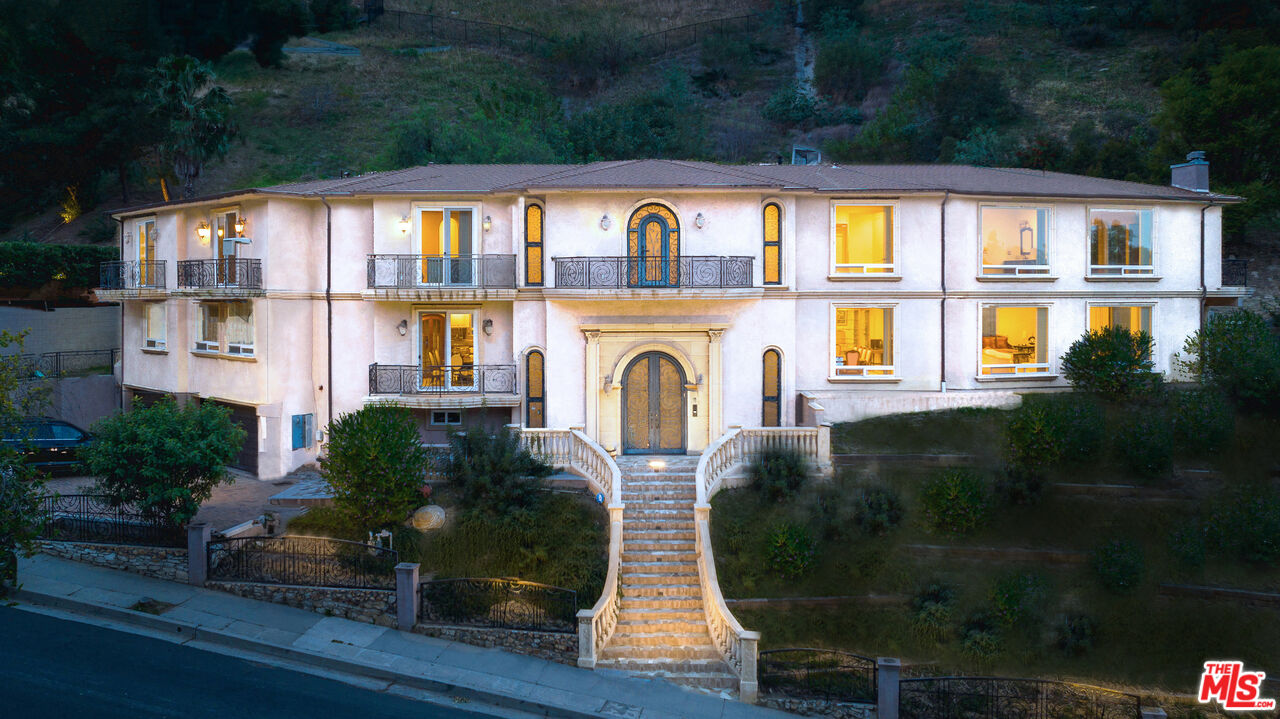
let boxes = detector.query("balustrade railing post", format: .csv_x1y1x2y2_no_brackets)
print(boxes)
877,657,902,719
395,562,420,629
187,523,211,586
739,631,760,703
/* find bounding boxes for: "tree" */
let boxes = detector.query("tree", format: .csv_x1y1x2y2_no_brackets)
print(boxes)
321,406,432,530
82,398,245,527
0,331,44,595
1060,326,1159,399
1177,309,1280,412
145,55,236,199
446,426,552,517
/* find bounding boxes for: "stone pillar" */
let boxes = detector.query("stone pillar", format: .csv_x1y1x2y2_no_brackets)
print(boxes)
818,422,833,478
739,630,761,703
584,331,601,439
577,609,595,669
877,657,902,719
707,329,724,442
186,523,211,587
395,562,420,630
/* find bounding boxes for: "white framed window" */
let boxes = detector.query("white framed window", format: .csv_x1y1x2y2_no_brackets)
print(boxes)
980,305,1051,376
195,303,220,353
414,204,479,286
1088,208,1154,276
831,203,897,276
417,310,476,390
980,206,1051,276
194,301,254,357
143,303,166,350
136,217,159,287
1088,304,1152,335
431,410,462,425
831,305,895,378
226,302,254,357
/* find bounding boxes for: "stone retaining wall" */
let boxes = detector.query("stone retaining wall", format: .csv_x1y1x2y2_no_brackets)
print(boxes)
205,581,396,627
35,540,187,582
412,623,578,664
759,696,874,718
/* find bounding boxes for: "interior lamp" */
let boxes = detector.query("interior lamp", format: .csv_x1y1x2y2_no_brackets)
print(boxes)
196,221,212,242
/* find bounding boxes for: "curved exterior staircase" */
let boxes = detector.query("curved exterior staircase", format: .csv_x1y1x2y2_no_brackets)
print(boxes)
596,455,737,692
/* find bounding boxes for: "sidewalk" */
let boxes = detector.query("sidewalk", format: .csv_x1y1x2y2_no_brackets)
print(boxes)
15,554,794,719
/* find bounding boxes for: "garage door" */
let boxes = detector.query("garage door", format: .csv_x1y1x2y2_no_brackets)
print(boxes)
211,401,258,475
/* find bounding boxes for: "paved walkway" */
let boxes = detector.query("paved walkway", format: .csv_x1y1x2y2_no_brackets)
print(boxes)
15,554,794,719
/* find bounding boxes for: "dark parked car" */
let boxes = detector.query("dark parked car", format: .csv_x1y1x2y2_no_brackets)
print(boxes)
2,418,93,474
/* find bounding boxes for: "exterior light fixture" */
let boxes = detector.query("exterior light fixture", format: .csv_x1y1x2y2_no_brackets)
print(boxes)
196,221,212,242
397,319,408,336
600,214,611,231
482,318,493,336
234,215,246,236
695,212,707,229
398,215,411,234
482,215,492,232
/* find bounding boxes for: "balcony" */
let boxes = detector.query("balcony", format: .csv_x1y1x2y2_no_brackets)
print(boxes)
365,254,516,301
549,256,756,297
367,363,520,408
1222,258,1248,287
176,258,263,296
96,261,166,299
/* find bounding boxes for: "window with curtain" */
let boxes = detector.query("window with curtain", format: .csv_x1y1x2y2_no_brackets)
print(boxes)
832,307,894,376
1089,305,1151,334
226,302,254,356
762,349,781,426
981,207,1050,276
763,202,782,285
525,203,544,286
833,204,894,274
196,303,220,352
526,350,545,428
1089,209,1153,275
144,303,166,350
980,306,1049,375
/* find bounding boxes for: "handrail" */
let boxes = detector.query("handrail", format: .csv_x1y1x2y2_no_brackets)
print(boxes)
695,505,759,701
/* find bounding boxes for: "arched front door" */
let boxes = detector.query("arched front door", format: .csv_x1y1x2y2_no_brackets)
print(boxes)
622,352,686,454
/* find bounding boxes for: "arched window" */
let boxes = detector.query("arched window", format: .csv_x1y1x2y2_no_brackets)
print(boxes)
762,349,781,427
525,350,545,428
525,203,544,286
627,203,679,287
763,202,782,285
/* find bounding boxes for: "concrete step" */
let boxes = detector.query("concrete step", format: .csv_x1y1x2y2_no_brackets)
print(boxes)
620,572,699,586
625,529,694,541
624,541,695,553
627,507,691,518
620,596,702,610
621,560,698,573
621,551,696,563
598,643,722,661
602,631,717,648
595,657,734,680
616,618,709,635
622,495,695,504
617,607,704,621
620,580,700,594
624,520,694,532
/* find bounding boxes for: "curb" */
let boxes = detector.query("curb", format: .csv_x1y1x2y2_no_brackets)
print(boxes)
13,587,601,719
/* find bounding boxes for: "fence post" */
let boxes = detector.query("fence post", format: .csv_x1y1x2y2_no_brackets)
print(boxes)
739,631,760,703
187,523,211,586
877,657,901,719
395,562,420,630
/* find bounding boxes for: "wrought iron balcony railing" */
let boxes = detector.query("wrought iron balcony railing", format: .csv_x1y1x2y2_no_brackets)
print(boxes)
1222,258,1248,287
368,363,517,395
366,254,516,289
552,255,754,289
177,258,263,290
99,260,166,290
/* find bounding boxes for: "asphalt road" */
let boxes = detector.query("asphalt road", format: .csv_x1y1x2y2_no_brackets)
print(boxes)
0,606,490,719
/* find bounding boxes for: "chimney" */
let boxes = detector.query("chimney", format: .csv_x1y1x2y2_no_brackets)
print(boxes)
1171,150,1209,192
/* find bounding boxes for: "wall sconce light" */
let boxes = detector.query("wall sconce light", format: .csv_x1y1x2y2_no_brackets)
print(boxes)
482,215,492,232
482,319,493,336
234,215,246,236
397,319,408,336
695,212,707,229
398,215,411,234
196,221,211,242
600,214,611,231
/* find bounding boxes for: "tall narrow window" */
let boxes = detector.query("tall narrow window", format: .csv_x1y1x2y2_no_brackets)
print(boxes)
196,303,220,353
981,306,1049,375
832,307,894,376
981,207,1050,276
213,209,240,285
138,219,157,287
526,350,545,428
762,349,781,426
833,204,894,274
225,302,254,357
525,203,544,286
420,311,475,390
1089,209,1153,276
143,303,166,350
763,202,782,285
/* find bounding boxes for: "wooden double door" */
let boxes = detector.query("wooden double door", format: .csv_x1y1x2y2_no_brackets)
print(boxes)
622,352,686,454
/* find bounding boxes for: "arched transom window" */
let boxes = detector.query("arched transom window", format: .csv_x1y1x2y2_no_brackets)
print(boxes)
627,203,680,287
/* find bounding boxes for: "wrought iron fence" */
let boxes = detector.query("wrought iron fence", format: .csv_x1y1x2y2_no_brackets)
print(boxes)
634,13,765,56
419,578,577,633
366,254,516,289
1222,258,1248,287
37,494,185,548
759,648,878,704
177,258,263,290
377,10,551,54
368,363,517,396
207,536,399,589
899,677,1141,719
552,255,754,289
17,349,119,377
99,260,166,290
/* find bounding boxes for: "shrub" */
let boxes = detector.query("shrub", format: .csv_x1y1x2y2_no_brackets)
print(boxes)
1169,388,1234,458
988,572,1047,627
1091,539,1145,594
994,465,1046,506
849,485,904,536
1113,407,1174,479
1054,614,1098,655
321,405,431,530
1060,326,1160,399
1204,487,1280,566
309,0,358,33
698,31,753,86
1004,394,1105,481
762,82,816,126
446,426,553,518
911,582,956,641
959,612,1002,659
920,468,990,535
0,454,41,595
0,243,118,289
1178,309,1280,413
83,398,244,527
813,22,886,102
750,447,810,503
767,522,816,579
547,23,630,90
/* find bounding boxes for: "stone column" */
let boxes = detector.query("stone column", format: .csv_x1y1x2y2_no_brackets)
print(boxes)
186,523,211,587
739,631,761,703
584,331,600,439
395,562,420,630
707,329,724,441
877,657,902,719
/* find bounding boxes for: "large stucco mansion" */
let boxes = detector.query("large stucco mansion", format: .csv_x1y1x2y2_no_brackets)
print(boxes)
102,157,1244,479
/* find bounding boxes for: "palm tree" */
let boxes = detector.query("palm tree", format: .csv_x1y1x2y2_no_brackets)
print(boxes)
146,56,235,199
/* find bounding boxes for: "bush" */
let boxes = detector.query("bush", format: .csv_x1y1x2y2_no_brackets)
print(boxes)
567,73,707,162
911,582,956,641
849,485,904,536
1204,487,1280,566
1004,394,1105,481
750,447,810,503
994,465,1046,506
920,468,990,535
767,522,816,579
762,82,816,126
959,612,1002,659
1178,309,1280,413
1060,326,1160,399
82,398,244,527
321,405,431,530
813,22,886,102
1113,407,1174,479
988,572,1047,627
1091,539,1145,594
446,426,553,518
1169,388,1234,458
0,454,42,595
0,243,118,289
309,0,358,33
1054,614,1098,655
